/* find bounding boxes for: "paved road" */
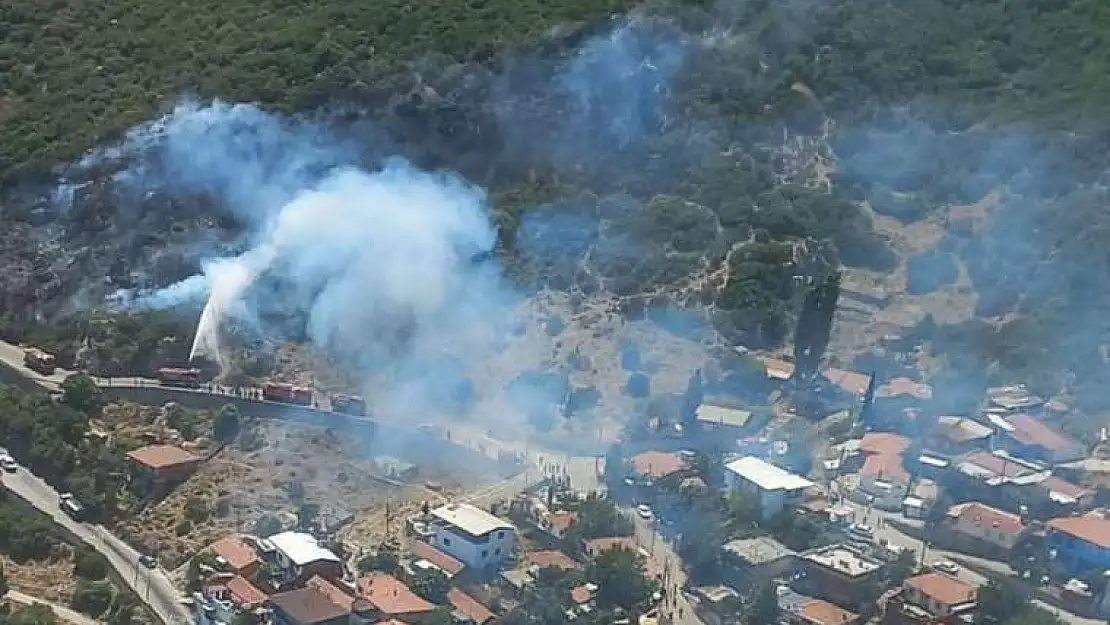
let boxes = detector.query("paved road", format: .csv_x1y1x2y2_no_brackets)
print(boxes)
2,465,191,625
6,589,100,625
631,513,704,625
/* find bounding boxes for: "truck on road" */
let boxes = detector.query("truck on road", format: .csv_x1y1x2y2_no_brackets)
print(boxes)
262,382,313,406
156,367,202,388
23,348,56,375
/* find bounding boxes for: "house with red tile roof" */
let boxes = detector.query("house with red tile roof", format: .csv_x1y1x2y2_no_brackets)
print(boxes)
206,535,261,578
127,444,203,491
195,573,269,625
629,451,687,481
357,573,436,619
901,573,977,619
584,537,639,558
999,414,1086,465
447,587,494,624
854,432,912,511
945,502,1026,550
525,549,580,571
543,511,577,540
858,433,912,457
407,540,466,579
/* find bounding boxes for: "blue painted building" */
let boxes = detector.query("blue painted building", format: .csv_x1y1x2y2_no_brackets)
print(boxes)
1046,514,1110,573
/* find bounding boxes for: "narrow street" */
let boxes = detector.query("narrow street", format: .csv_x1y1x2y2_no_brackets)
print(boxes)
632,513,704,625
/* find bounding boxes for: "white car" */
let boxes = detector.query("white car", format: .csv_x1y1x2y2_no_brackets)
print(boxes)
847,523,874,539
0,455,17,472
933,560,960,575
636,504,653,520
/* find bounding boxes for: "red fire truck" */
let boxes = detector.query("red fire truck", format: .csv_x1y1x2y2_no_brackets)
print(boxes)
23,348,56,375
262,382,313,406
157,367,202,388
331,393,367,416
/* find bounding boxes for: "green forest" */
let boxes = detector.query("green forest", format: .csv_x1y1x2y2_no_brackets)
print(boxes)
3,0,1110,404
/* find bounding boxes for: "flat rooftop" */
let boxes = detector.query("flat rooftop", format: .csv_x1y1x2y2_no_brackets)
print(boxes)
726,456,814,491
431,503,514,537
803,544,883,578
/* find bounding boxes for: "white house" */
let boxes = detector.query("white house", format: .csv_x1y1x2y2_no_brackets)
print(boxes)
264,531,343,583
724,456,814,520
193,574,269,625
430,503,516,571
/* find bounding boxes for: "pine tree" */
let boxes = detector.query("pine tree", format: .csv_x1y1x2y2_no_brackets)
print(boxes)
793,272,841,385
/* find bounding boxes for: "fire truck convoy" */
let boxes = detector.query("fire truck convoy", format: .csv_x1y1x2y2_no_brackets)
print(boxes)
23,348,56,375
157,367,202,388
262,382,313,406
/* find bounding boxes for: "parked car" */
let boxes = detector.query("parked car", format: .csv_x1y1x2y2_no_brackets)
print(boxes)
847,523,874,541
139,555,158,569
636,504,653,520
59,493,86,521
933,560,960,575
0,455,17,472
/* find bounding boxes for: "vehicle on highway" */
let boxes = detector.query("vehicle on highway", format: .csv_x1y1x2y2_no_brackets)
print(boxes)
262,382,313,406
933,560,960,575
23,348,56,375
156,367,202,388
0,455,17,473
636,504,653,520
59,493,86,521
331,393,367,416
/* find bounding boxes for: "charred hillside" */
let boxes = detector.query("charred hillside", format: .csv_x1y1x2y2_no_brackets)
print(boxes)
2,0,1110,410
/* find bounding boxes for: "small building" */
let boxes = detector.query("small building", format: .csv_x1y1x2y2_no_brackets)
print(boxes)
194,574,269,625
932,417,993,454
268,578,353,625
525,549,580,572
406,539,466,579
758,356,795,382
583,536,639,558
779,589,859,625
542,511,576,540
690,585,742,625
876,378,933,402
720,536,795,594
986,385,1044,413
126,444,203,491
795,544,886,609
447,587,495,625
695,403,752,432
821,368,872,398
206,534,262,578
724,456,814,520
265,531,343,584
858,433,912,457
1046,511,1110,573
944,502,1026,550
358,572,436,620
997,414,1085,465
629,451,688,483
429,503,516,572
856,454,910,511
901,573,976,619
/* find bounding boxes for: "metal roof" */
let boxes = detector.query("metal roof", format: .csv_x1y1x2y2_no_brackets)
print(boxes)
430,503,514,537
725,456,813,491
268,531,341,566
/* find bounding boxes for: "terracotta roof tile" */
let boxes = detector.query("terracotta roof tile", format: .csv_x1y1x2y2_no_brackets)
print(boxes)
822,368,871,396
876,377,933,400
526,550,580,571
305,575,355,610
947,502,1025,537
964,451,1030,478
759,357,795,380
1042,476,1091,500
570,585,594,605
860,453,910,484
447,588,494,624
905,573,976,606
630,451,686,479
358,573,435,616
1005,415,1079,453
1048,514,1110,549
409,540,465,577
269,585,350,624
207,535,260,572
126,444,201,470
800,598,857,625
859,433,912,456
547,512,576,533
226,575,267,607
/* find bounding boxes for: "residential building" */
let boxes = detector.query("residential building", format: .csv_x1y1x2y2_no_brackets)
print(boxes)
629,451,688,483
358,572,436,620
583,537,638,558
406,539,466,580
794,544,886,609
758,356,795,382
194,574,269,625
724,456,815,520
542,511,576,540
858,433,912,457
694,403,752,433
265,532,343,584
690,585,742,625
901,573,976,619
857,453,910,511
876,378,933,402
944,502,1025,550
429,503,516,571
525,550,580,572
126,444,203,491
1046,511,1110,572
997,414,1085,465
931,417,993,454
447,588,494,625
207,534,262,578
269,579,354,625
719,536,795,594
821,368,872,398
986,385,1044,414
779,588,859,625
